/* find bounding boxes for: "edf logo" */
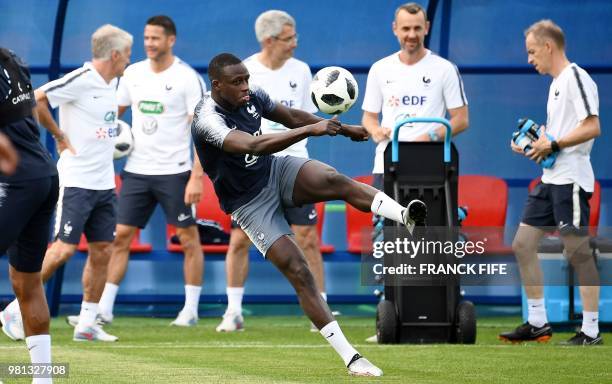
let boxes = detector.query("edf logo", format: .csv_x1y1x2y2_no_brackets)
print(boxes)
401,95,427,106
280,100,295,108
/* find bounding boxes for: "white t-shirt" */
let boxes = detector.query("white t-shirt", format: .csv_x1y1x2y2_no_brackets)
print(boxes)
117,57,206,175
243,54,317,158
542,63,599,192
362,50,467,174
41,62,118,190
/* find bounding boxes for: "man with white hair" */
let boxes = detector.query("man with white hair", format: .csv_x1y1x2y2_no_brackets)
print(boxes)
216,10,326,333
0,24,132,343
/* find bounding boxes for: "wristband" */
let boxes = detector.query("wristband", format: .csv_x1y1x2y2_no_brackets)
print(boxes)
428,129,440,142
550,140,560,153
53,133,65,142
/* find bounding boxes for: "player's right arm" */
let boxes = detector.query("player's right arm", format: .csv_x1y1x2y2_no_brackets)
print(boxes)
361,65,391,142
223,119,341,155
34,89,75,154
192,108,341,156
362,111,391,143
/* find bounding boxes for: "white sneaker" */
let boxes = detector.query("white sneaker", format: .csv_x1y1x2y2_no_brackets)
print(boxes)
215,311,244,332
347,354,383,377
365,334,378,343
310,322,318,332
170,309,198,327
66,313,113,327
73,325,118,342
0,307,24,341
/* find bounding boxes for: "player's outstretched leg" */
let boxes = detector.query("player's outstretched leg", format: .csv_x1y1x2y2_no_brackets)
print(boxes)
292,160,426,232
266,236,382,376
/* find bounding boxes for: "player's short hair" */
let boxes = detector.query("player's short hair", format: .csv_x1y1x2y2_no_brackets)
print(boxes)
254,10,295,43
146,15,177,36
525,19,565,50
395,2,428,22
91,24,133,60
208,53,242,81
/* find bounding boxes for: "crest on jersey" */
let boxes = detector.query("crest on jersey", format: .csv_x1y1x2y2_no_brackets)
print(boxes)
142,116,158,135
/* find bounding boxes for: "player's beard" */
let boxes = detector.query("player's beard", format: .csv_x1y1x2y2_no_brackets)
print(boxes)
403,39,423,55
148,48,170,62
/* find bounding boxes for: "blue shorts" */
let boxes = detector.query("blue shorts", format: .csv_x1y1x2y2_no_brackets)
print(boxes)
0,175,59,273
232,156,310,256
117,171,196,228
521,182,591,236
54,186,116,244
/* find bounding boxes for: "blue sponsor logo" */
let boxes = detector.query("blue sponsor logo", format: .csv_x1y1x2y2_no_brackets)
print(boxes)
108,125,120,138
401,96,427,106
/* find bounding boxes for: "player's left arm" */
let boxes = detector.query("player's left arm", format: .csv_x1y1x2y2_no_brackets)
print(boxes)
528,115,600,162
266,103,369,141
0,132,18,175
183,71,207,205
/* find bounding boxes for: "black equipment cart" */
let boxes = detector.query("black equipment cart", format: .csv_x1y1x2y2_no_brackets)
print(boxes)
375,117,477,344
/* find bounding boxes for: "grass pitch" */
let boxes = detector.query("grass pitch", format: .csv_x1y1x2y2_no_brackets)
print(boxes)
0,315,610,383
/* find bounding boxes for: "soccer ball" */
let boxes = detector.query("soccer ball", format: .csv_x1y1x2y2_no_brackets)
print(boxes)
113,120,134,159
310,66,358,115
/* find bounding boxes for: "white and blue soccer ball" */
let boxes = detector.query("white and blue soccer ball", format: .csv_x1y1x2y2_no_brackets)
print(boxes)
310,66,358,115
113,120,134,159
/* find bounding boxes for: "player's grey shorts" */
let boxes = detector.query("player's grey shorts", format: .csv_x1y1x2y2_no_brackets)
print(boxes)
232,156,310,256
54,186,116,244
117,171,196,228
231,203,317,229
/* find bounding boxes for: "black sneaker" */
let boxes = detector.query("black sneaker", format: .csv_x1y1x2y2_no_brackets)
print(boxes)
403,199,427,234
561,332,603,346
498,322,553,343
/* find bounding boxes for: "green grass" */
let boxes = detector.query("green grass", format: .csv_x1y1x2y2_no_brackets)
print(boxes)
0,316,611,383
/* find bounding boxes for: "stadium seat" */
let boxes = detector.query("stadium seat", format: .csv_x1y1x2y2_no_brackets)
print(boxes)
77,175,152,253
315,202,335,254
345,175,374,254
528,177,601,235
167,174,231,254
458,175,512,254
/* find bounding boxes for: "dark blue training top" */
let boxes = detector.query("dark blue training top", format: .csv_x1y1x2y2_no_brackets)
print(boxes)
191,87,276,213
0,48,56,182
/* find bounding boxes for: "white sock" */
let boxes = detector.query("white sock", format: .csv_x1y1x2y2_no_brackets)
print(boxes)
227,287,244,314
581,311,599,338
370,192,404,224
320,321,359,366
77,301,98,330
184,285,201,315
26,334,52,384
527,298,547,328
98,282,119,316
320,292,327,302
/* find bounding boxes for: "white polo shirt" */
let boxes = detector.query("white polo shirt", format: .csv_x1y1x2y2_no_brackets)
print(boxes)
362,50,467,174
41,62,118,190
243,54,317,159
542,63,599,192
117,56,205,175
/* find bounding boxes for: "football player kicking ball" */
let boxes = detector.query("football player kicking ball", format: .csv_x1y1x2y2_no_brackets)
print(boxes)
192,53,429,377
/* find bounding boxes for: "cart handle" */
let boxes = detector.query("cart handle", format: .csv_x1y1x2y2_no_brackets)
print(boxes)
392,117,452,164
